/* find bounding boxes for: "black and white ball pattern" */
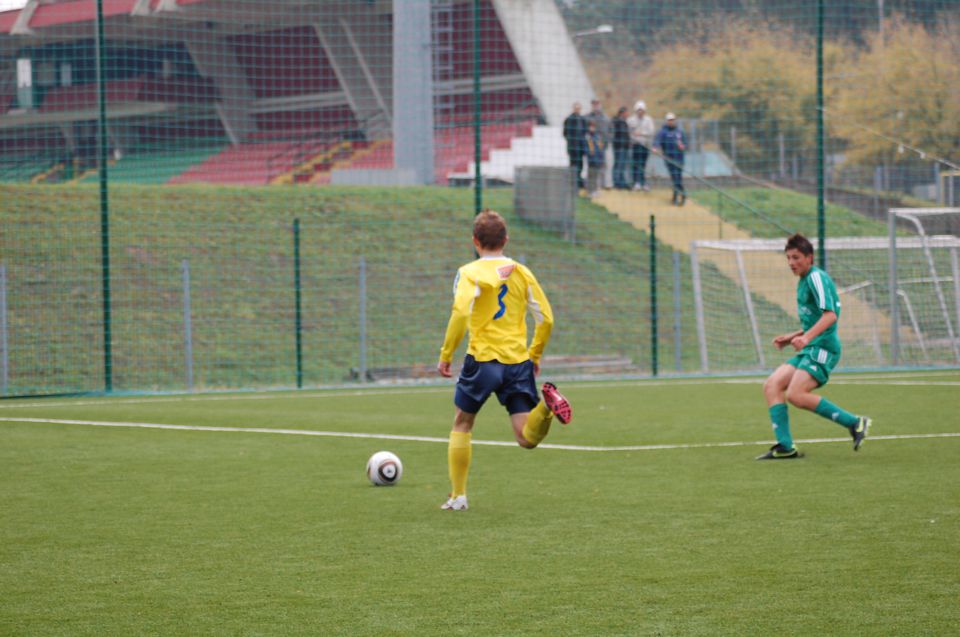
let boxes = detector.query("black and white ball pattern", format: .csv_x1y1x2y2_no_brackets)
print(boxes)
366,451,403,486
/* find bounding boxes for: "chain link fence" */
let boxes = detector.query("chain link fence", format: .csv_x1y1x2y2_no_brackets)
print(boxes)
0,0,957,396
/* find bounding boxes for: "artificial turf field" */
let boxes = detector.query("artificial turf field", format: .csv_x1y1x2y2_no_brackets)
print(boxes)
1,371,958,636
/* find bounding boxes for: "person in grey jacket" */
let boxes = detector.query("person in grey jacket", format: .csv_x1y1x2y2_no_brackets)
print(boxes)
584,99,611,143
585,99,613,188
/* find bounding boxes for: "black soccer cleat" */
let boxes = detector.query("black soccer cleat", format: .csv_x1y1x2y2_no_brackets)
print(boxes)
755,443,804,460
851,416,871,451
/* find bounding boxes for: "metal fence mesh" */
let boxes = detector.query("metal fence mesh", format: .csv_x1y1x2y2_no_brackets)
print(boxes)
0,0,957,395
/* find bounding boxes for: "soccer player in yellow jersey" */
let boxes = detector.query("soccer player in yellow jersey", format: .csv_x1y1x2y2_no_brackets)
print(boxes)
436,210,572,511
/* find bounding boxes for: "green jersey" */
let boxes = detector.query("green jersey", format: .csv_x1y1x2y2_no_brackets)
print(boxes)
797,266,842,353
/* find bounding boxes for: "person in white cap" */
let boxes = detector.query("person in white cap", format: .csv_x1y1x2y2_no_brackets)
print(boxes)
654,112,688,205
627,100,655,191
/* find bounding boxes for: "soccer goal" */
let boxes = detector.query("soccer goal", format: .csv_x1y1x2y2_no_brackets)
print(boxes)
690,219,960,373
889,208,960,366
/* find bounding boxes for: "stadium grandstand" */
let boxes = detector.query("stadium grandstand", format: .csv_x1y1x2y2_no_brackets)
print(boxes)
0,0,591,185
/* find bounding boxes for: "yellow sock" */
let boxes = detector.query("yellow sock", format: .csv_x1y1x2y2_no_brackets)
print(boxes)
521,401,554,447
448,431,472,497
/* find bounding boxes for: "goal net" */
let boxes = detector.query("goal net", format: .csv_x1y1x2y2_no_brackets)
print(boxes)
889,208,960,366
690,218,960,373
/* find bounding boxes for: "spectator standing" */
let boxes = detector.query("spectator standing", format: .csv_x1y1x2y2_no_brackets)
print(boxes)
563,102,587,190
585,99,612,188
584,120,607,198
611,106,631,189
584,99,611,143
627,100,655,191
654,112,688,205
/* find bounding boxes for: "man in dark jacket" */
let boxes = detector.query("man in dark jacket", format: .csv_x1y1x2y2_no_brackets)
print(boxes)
563,102,587,189
611,106,630,189
654,112,687,205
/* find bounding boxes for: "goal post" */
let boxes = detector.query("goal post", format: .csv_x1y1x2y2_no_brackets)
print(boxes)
691,228,960,373
889,208,960,366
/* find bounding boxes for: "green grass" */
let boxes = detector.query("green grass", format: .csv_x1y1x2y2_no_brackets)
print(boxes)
692,187,890,238
830,185,939,210
1,372,958,635
1,183,783,395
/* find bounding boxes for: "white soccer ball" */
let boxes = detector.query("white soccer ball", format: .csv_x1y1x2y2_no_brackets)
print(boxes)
366,451,403,486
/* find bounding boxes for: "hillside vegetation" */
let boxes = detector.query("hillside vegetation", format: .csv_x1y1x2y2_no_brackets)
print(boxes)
2,182,894,395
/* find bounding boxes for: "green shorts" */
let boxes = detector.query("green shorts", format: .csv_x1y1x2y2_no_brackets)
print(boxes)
786,346,841,387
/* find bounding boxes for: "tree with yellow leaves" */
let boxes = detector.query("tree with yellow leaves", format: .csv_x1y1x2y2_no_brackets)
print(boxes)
635,19,846,174
832,17,960,168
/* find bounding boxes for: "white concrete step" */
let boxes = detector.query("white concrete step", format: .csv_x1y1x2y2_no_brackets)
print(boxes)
467,126,569,183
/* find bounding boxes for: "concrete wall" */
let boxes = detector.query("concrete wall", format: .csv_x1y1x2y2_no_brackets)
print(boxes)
490,0,594,127
392,0,434,185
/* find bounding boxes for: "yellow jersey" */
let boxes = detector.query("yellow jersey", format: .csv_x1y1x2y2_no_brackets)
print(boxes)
439,256,554,365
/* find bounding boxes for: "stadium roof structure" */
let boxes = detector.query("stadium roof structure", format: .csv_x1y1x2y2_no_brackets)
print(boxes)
0,0,594,184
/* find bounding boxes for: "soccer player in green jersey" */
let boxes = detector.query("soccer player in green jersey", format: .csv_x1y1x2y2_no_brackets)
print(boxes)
758,234,871,460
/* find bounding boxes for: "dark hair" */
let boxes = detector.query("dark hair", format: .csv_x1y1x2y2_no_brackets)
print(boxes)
617,106,628,115
785,233,814,256
474,209,508,250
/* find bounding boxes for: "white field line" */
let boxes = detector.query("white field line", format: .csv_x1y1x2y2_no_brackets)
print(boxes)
813,380,960,386
0,388,452,410
0,373,958,411
1,417,958,452
719,379,960,386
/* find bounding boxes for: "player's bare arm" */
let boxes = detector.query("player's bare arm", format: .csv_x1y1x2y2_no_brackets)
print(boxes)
790,311,837,351
773,330,804,350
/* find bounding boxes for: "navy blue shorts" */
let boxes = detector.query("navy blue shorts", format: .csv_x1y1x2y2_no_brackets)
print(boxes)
454,355,539,415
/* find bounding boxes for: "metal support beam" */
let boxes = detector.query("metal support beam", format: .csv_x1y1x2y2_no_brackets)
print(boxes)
11,0,39,35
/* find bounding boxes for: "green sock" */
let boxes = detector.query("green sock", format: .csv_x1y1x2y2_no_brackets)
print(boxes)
769,403,793,449
814,398,860,428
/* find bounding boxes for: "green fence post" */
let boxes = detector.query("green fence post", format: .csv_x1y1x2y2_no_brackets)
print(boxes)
650,215,658,377
358,255,367,383
95,0,112,392
816,0,826,269
472,0,483,215
1,264,7,395
293,218,303,389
